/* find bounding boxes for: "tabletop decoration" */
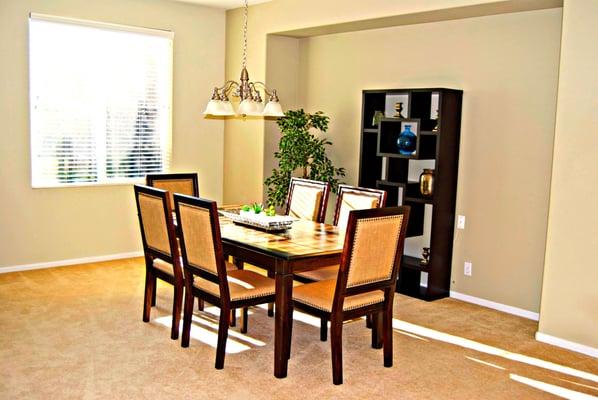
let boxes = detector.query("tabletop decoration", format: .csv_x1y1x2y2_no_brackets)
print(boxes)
220,203,294,232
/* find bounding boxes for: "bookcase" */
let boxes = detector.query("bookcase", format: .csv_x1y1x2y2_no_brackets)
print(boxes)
358,88,463,300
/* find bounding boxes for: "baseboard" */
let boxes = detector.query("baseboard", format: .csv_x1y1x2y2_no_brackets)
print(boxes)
0,251,143,274
450,291,540,321
535,332,598,358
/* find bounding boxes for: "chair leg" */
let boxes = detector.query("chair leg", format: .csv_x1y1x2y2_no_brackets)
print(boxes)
233,257,244,270
230,309,236,327
365,313,372,329
171,284,183,340
181,290,195,348
371,311,383,349
151,276,157,306
215,307,230,369
320,317,328,341
142,270,155,323
330,318,343,385
197,298,204,311
383,306,393,367
241,307,248,334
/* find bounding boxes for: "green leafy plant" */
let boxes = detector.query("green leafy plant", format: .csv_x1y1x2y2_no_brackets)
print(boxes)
241,202,276,215
265,109,345,207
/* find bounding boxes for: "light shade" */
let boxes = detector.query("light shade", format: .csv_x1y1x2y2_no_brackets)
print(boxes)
238,99,258,116
263,101,284,117
204,99,235,116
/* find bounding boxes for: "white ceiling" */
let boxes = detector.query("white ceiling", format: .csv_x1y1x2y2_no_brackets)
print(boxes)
173,0,272,10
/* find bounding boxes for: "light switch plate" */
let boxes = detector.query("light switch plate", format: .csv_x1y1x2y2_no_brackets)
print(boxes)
457,215,466,229
464,261,472,276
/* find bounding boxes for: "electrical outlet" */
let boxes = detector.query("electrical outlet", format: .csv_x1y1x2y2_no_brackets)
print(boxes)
464,261,472,276
457,215,466,229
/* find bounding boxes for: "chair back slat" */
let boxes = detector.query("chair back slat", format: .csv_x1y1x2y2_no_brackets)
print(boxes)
334,185,387,230
146,173,199,211
286,178,330,223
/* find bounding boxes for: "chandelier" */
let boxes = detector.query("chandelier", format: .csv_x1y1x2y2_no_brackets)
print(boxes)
203,0,284,117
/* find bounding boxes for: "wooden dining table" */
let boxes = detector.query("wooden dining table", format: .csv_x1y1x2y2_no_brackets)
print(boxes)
218,216,345,378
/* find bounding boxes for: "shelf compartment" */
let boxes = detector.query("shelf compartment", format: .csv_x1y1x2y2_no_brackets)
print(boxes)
404,200,425,237
358,131,383,188
362,92,386,130
377,118,436,160
404,182,434,204
401,255,429,272
376,180,404,207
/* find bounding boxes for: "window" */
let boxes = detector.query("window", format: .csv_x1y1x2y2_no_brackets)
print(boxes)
29,14,173,187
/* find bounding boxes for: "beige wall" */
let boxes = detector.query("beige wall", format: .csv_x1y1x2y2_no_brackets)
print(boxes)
295,9,561,313
0,0,225,268
538,0,598,348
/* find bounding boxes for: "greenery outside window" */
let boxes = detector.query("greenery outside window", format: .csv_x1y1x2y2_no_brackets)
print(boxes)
29,14,173,187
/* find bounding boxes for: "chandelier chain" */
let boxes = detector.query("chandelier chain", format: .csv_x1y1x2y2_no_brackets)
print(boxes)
242,0,248,69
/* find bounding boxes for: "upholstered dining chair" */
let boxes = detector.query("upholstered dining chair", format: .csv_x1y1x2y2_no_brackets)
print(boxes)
174,194,276,369
295,184,387,284
285,177,331,223
146,172,199,210
134,184,184,340
290,206,409,385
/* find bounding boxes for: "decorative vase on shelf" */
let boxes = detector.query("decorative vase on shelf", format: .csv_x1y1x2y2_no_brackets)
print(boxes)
420,247,430,266
397,124,416,155
419,168,435,196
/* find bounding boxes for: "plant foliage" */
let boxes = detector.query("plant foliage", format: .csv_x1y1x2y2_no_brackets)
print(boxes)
265,109,345,207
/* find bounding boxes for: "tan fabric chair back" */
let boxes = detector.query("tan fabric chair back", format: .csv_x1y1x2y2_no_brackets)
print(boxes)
336,192,380,231
345,214,405,288
289,185,324,221
177,202,219,277
138,192,172,256
146,173,199,210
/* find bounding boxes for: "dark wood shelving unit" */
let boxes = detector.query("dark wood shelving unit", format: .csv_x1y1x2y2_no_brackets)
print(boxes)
358,88,463,301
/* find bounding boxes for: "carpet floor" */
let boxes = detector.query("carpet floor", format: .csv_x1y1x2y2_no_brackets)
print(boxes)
0,258,596,399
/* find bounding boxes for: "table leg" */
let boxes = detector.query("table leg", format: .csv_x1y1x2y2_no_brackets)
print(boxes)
274,260,292,379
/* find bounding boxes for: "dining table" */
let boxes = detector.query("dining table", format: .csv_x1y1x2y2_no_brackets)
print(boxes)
218,214,345,378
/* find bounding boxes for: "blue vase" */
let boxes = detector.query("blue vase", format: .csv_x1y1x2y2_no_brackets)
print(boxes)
397,125,416,155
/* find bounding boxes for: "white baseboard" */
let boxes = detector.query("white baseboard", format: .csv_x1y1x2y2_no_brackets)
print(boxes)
535,332,598,358
450,291,540,321
0,251,143,274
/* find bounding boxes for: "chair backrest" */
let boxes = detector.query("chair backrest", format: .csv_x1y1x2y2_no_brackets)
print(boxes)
146,173,199,210
332,207,410,312
285,178,330,223
333,184,387,230
173,194,231,301
134,185,182,276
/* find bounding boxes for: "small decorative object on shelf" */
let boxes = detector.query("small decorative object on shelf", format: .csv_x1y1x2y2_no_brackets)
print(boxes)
420,247,430,266
432,109,439,132
397,124,417,155
393,102,405,118
372,110,385,127
419,168,435,196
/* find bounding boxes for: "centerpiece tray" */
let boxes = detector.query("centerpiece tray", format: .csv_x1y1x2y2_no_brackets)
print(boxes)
219,209,295,232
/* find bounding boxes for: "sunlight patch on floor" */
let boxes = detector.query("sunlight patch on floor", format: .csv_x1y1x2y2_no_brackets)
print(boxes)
465,356,506,370
510,373,596,400
393,319,598,384
154,313,266,353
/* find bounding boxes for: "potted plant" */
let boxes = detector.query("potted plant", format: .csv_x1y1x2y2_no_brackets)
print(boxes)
265,109,345,207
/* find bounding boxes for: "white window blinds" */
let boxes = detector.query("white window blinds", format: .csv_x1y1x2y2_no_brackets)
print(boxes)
29,14,173,187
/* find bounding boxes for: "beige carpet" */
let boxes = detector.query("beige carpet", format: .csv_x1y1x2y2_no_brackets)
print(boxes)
0,258,596,399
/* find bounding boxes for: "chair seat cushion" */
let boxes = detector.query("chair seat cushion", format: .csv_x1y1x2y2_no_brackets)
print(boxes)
295,265,339,281
193,269,275,301
153,258,236,276
292,279,384,313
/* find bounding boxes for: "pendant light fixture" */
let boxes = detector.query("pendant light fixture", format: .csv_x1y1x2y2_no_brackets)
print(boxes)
203,0,284,117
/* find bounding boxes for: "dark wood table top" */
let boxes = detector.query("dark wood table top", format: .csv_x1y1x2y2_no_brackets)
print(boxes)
219,217,345,261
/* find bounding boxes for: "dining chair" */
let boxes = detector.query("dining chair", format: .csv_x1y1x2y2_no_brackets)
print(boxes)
134,184,184,340
146,172,199,211
296,184,387,284
290,206,409,385
285,177,331,223
174,194,276,369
